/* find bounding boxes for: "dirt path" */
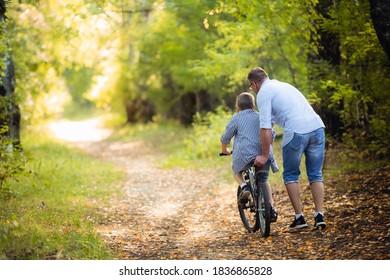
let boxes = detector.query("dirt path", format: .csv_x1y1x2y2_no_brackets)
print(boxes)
50,120,390,260
77,138,246,260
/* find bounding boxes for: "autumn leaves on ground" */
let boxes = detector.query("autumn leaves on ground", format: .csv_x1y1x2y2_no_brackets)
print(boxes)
55,120,389,260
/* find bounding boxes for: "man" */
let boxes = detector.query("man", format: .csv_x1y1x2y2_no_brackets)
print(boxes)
247,67,326,230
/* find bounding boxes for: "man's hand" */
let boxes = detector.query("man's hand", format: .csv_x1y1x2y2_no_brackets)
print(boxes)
254,155,268,168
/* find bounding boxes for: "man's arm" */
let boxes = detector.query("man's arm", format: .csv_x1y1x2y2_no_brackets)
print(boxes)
254,128,272,167
260,128,272,158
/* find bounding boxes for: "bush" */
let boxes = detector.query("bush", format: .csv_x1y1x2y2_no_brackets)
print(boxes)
0,126,27,197
183,106,233,159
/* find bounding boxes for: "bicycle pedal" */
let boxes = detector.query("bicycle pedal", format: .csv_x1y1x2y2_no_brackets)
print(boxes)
238,198,249,204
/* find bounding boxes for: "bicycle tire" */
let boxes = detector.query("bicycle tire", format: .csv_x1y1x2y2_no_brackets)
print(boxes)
257,182,271,237
237,185,259,232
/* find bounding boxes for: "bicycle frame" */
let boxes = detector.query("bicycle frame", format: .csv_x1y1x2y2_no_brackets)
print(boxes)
220,153,271,236
243,165,271,237
243,166,256,196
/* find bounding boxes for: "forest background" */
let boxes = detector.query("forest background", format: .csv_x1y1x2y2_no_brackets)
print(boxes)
0,0,389,260
1,0,389,156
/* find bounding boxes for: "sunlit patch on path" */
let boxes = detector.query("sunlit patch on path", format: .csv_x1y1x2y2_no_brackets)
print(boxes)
48,118,112,142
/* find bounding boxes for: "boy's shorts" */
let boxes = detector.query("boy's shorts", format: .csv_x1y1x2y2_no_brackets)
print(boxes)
236,160,271,182
256,160,270,182
282,128,325,184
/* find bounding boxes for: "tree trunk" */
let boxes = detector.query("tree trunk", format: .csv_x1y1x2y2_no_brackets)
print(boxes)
308,0,343,138
313,0,341,66
1,0,21,149
370,0,390,62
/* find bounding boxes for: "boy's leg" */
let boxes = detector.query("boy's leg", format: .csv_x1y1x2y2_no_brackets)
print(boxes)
264,180,278,222
256,164,273,204
257,167,274,207
234,171,250,203
264,181,274,206
257,163,277,222
233,171,245,186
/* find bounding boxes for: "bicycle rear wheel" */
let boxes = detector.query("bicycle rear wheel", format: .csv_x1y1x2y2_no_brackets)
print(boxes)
237,185,259,232
257,182,271,237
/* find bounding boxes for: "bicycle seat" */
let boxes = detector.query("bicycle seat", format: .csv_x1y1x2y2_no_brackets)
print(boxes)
239,160,256,173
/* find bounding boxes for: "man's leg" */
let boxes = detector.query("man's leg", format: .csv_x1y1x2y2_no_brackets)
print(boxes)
283,133,310,229
285,182,308,229
310,181,324,213
285,182,302,214
311,181,326,228
305,128,326,228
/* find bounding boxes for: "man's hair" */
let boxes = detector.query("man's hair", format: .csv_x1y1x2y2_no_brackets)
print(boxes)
236,92,255,110
247,67,269,82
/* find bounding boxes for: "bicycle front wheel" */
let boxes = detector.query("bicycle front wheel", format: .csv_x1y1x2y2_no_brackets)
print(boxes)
257,182,271,237
237,185,259,232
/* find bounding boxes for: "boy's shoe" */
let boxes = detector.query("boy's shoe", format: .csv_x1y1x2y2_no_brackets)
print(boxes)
314,213,326,229
289,215,308,229
271,207,278,223
238,185,251,204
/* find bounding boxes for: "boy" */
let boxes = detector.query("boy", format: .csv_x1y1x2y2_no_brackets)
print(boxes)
221,92,278,222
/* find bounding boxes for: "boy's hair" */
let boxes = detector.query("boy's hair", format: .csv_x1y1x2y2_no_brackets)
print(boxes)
236,92,255,110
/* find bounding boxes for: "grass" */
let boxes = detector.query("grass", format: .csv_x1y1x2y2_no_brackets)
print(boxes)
324,145,385,176
107,120,193,164
0,130,125,260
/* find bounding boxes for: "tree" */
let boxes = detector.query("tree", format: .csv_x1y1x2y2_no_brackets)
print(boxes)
370,0,390,62
3,0,388,158
307,0,344,138
0,0,20,149
309,0,390,158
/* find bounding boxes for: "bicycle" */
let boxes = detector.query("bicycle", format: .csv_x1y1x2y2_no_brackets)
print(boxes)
220,153,272,237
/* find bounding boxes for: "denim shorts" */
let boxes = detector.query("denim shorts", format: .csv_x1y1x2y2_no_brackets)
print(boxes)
282,128,325,184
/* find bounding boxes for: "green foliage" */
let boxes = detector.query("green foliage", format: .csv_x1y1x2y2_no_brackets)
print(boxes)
0,126,27,195
183,106,232,159
309,0,390,158
0,132,124,259
64,66,95,105
0,20,7,79
6,0,113,124
3,0,389,159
